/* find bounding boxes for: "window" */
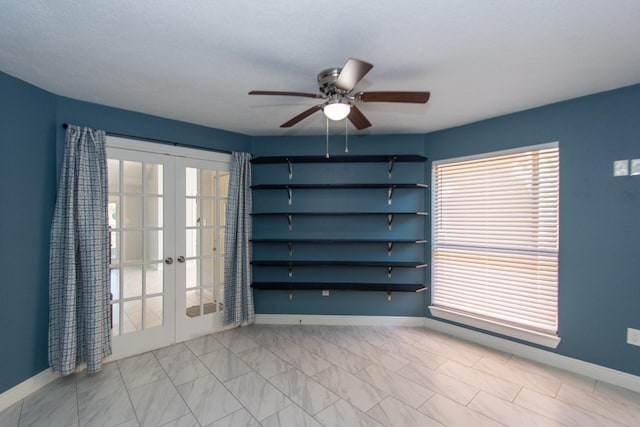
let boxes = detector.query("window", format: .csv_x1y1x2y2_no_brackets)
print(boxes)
430,143,560,348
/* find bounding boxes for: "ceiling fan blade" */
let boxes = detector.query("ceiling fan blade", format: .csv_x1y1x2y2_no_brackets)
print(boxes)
348,105,372,130
334,58,374,92
280,105,323,128
249,90,325,99
357,91,431,103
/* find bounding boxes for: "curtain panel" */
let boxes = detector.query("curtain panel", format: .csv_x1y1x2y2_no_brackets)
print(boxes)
48,125,111,375
223,152,254,326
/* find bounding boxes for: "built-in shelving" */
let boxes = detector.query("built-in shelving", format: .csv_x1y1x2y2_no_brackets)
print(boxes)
251,154,428,294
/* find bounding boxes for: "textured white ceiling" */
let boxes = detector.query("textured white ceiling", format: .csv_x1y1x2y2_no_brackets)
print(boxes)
1,1,640,136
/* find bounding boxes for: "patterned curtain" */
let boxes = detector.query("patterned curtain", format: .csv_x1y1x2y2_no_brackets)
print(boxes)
49,125,111,375
223,152,254,326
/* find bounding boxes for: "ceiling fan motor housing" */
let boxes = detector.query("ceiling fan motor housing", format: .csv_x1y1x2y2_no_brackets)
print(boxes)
318,67,348,95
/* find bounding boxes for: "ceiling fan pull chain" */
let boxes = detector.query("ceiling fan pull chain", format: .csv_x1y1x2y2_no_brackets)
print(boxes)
344,118,349,153
325,116,330,158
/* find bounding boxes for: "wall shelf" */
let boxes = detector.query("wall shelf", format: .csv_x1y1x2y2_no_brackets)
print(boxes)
251,154,428,293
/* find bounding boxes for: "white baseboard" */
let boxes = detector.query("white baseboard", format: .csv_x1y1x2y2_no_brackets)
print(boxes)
423,317,640,394
0,369,58,413
255,314,425,327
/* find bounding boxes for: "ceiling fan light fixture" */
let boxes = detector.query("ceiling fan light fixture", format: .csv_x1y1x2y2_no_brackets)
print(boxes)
323,101,351,121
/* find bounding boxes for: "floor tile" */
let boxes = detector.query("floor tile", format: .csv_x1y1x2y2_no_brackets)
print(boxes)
556,383,640,426
0,401,22,427
380,338,448,370
270,340,332,377
593,380,640,413
367,396,444,427
515,387,628,427
468,390,563,427
419,393,504,427
313,365,387,413
19,375,78,427
224,371,292,421
176,374,242,426
157,348,210,386
236,345,290,378
306,340,373,373
507,356,596,392
214,329,260,354
396,361,480,405
204,408,260,427
198,347,252,382
78,373,136,427
184,334,224,356
153,343,190,359
117,352,167,390
128,378,190,427
339,338,411,372
268,366,339,415
475,356,561,397
314,399,384,427
355,364,434,408
261,404,322,427
159,413,198,427
437,360,522,401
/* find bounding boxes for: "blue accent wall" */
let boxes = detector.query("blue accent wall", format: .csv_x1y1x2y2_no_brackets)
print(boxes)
423,84,640,376
0,73,57,394
0,72,251,394
251,134,430,317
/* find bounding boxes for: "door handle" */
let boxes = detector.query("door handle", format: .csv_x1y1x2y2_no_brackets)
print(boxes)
177,256,186,263
165,257,174,265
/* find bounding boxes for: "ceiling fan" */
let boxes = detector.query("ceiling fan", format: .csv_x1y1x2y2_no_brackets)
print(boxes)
248,58,430,130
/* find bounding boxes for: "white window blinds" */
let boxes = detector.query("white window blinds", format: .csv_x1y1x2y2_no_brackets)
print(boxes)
431,143,559,338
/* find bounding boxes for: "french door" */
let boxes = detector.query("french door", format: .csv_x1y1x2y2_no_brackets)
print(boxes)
106,137,230,359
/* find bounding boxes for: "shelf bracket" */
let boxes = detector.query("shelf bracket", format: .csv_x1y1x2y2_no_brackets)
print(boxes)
287,214,293,231
388,157,396,178
288,241,293,256
387,291,392,302
387,214,393,231
287,159,293,180
288,264,293,278
287,187,293,205
387,242,393,257
388,186,395,205
387,266,393,278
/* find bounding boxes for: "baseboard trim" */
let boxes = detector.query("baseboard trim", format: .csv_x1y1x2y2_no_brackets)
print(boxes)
423,317,640,394
255,314,425,327
0,369,58,413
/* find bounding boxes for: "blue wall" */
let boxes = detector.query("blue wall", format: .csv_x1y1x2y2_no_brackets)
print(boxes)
0,72,251,394
424,84,640,376
251,134,430,317
0,73,57,394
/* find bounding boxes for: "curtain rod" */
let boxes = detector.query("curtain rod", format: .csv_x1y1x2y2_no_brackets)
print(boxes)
62,123,232,155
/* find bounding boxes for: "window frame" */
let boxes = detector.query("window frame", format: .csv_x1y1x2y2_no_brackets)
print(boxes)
429,142,560,348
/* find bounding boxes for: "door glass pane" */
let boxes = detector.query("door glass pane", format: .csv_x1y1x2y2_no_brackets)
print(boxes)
145,163,163,195
202,287,215,314
186,259,198,287
108,159,120,193
201,258,215,286
123,300,142,333
186,198,198,227
202,229,215,256
123,196,143,228
202,170,216,197
217,229,225,255
111,302,120,336
110,231,120,264
123,161,143,193
186,168,198,197
123,266,142,298
122,231,143,262
109,196,120,228
218,172,229,197
202,200,215,226
146,296,163,329
218,200,226,226
145,196,163,227
186,229,198,258
144,230,163,261
110,268,121,300
186,289,200,317
145,263,163,295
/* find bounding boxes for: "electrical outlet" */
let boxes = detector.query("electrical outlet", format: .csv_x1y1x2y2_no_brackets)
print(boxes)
627,328,640,346
322,290,330,296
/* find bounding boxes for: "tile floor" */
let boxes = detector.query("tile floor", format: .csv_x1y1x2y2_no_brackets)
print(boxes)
1,325,639,426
